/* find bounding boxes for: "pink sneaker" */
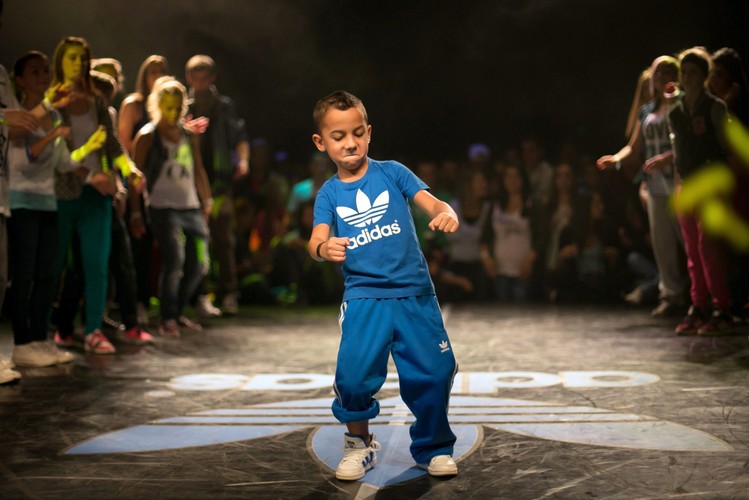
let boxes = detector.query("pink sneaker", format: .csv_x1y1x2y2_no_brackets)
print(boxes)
675,306,707,336
54,331,75,347
122,327,155,345
84,330,116,354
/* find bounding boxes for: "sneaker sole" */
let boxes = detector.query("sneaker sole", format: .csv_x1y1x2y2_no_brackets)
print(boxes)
335,459,376,481
0,372,22,384
418,463,458,477
122,339,155,345
84,343,116,355
11,358,59,368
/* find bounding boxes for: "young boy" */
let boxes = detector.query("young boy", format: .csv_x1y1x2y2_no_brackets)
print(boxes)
667,47,732,335
308,91,460,480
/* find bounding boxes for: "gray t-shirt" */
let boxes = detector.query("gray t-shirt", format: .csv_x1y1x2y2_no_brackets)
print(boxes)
641,111,676,196
148,134,200,210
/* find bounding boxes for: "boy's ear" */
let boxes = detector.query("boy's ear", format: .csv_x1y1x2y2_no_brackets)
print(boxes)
312,134,326,152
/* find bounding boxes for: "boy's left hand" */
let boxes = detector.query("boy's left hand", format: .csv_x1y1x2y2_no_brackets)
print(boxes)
429,212,459,233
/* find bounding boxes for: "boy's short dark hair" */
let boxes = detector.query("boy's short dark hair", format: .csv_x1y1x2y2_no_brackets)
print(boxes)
313,90,368,132
185,54,216,75
679,47,711,78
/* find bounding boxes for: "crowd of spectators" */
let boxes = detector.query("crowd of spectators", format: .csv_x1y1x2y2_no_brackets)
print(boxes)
1,23,748,383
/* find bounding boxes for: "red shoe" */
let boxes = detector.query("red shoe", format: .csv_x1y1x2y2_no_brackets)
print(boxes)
697,309,733,336
675,306,706,336
54,331,75,347
84,330,116,355
122,327,155,345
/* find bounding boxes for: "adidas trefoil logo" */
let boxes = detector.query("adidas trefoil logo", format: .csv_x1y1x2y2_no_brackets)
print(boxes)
337,189,389,227
336,189,400,250
439,340,450,353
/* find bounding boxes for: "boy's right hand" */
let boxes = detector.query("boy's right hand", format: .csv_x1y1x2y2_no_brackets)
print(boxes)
322,237,350,262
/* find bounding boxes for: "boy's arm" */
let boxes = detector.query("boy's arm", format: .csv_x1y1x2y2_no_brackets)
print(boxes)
308,223,350,262
413,190,459,233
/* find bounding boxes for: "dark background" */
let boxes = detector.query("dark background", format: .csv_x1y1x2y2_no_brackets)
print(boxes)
2,0,748,164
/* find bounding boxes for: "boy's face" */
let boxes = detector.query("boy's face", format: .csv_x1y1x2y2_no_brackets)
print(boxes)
680,62,707,94
312,107,371,172
186,68,215,92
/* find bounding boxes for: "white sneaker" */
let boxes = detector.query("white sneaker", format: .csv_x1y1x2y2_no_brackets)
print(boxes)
12,341,74,367
335,434,381,481
221,292,239,315
419,455,458,476
0,360,22,384
196,295,222,319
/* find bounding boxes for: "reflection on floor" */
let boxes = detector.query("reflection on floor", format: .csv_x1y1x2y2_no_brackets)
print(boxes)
1,304,748,499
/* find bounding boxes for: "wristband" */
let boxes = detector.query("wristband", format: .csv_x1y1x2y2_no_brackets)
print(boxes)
316,241,325,260
42,97,54,113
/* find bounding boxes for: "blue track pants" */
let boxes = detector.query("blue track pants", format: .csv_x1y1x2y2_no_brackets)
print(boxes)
332,295,457,464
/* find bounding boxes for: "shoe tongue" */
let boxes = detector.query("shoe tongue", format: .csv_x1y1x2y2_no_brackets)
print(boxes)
344,435,366,448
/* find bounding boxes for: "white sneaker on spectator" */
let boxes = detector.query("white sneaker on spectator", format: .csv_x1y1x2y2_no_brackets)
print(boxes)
196,294,222,319
221,292,239,315
0,360,22,384
13,341,74,367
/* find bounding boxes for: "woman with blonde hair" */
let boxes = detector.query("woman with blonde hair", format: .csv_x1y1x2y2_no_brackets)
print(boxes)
133,76,212,337
597,55,689,317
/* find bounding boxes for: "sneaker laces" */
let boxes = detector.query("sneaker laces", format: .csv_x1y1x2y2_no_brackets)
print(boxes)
340,437,381,466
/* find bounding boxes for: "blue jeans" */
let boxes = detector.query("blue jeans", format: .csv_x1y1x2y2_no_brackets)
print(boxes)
150,208,209,322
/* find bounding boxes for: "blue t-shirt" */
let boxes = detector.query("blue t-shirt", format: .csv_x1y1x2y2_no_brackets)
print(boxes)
313,158,435,301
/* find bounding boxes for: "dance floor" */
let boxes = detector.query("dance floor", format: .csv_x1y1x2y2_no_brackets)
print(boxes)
1,303,748,499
